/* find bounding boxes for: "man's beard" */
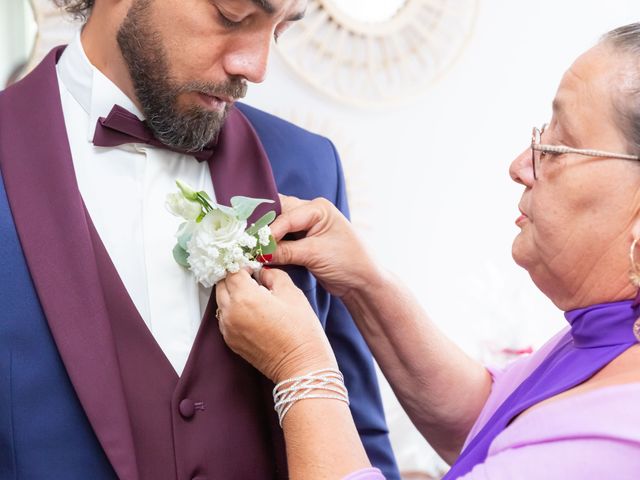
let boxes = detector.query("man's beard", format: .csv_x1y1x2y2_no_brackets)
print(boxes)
116,0,247,152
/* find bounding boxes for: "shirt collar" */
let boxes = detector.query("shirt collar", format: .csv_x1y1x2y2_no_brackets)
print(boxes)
57,32,145,142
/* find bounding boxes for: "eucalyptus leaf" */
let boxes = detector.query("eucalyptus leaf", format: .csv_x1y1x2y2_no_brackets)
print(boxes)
259,236,277,255
172,244,190,268
230,196,275,221
177,224,193,249
215,204,238,217
246,210,276,235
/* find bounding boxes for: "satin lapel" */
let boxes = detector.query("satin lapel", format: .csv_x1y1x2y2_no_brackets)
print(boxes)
209,107,282,220
206,106,287,476
0,48,138,480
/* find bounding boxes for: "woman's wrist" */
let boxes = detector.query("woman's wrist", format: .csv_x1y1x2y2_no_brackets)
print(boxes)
341,263,392,306
273,349,339,385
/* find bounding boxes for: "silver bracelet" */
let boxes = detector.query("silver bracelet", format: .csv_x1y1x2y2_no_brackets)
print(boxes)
273,368,350,426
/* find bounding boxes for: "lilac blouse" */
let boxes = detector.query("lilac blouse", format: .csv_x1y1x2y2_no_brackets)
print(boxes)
345,327,640,479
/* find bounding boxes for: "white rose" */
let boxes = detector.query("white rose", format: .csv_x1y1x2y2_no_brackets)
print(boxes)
195,208,248,249
166,192,202,221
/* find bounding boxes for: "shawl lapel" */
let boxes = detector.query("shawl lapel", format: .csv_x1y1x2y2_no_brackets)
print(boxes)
209,105,282,221
204,105,287,474
0,48,138,480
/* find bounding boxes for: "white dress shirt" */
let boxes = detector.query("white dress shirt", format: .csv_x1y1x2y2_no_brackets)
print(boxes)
56,33,215,375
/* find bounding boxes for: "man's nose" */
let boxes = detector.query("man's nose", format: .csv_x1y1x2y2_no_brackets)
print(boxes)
509,147,535,187
222,33,272,84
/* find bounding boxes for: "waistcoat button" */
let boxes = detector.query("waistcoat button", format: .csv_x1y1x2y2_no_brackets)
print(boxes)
179,398,196,418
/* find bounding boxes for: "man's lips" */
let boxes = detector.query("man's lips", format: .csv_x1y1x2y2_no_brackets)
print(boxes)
195,92,235,111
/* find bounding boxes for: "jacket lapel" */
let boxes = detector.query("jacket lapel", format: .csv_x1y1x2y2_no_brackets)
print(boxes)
0,48,138,480
209,106,282,220
204,106,288,475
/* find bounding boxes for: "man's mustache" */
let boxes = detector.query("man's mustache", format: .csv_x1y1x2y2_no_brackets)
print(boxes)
180,79,248,101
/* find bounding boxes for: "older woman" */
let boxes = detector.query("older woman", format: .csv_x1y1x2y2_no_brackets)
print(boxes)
215,24,640,479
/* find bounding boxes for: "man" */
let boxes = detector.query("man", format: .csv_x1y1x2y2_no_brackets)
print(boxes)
0,0,399,478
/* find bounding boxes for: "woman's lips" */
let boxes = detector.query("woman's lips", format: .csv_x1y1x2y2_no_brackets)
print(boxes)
515,213,528,226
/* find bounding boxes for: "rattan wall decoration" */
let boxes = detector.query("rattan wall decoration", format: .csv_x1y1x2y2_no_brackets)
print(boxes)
276,0,479,108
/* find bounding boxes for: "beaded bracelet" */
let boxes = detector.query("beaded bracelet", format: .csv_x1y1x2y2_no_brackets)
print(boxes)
272,368,350,426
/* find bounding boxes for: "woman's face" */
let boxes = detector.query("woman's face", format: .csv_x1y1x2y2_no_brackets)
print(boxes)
510,44,640,309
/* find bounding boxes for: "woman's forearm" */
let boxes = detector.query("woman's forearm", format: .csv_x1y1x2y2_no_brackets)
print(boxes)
282,395,372,479
342,269,492,463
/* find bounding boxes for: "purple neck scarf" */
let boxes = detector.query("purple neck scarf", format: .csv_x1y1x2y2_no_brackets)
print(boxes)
444,300,639,479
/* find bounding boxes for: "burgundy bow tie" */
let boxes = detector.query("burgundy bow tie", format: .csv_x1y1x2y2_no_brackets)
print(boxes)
92,104,216,162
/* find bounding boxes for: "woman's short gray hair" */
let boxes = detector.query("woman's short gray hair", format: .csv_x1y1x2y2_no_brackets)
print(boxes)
601,23,640,155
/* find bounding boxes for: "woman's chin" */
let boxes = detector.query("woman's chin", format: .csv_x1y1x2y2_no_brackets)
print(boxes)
511,235,538,273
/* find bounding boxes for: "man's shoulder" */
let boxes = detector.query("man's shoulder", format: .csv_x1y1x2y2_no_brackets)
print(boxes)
236,103,336,158
235,103,346,203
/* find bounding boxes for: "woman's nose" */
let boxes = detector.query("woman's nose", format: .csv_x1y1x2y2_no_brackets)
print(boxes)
509,147,535,187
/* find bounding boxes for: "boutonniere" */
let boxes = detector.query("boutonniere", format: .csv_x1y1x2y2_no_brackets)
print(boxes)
166,180,277,287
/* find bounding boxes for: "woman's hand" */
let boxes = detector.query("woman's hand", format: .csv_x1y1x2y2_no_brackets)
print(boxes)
269,195,380,298
215,268,337,384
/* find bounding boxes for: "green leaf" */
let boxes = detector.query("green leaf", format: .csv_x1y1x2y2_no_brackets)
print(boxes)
196,192,214,211
198,191,212,201
176,180,198,201
259,236,277,255
246,210,276,235
215,204,238,217
230,196,275,221
176,223,192,249
172,244,190,268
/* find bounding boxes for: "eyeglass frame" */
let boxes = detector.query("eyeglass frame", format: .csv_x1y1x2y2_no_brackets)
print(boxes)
530,124,640,180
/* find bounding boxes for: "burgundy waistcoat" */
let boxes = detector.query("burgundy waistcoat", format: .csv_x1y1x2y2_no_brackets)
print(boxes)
88,215,286,480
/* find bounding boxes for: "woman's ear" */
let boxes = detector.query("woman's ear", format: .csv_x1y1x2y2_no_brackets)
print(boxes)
632,217,640,242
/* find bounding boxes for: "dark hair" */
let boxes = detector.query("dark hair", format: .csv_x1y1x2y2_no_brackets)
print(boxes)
602,23,640,155
53,0,95,20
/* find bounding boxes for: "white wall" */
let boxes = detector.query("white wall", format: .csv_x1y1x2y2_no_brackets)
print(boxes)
0,0,34,84
2,0,639,476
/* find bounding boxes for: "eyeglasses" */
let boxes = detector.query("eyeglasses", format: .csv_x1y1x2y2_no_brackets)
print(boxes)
531,124,640,180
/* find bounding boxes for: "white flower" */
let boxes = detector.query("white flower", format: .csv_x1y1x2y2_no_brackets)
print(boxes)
246,259,262,271
168,182,275,287
226,261,241,273
185,246,227,288
196,208,247,249
258,226,272,246
238,232,258,249
184,209,249,287
166,192,202,221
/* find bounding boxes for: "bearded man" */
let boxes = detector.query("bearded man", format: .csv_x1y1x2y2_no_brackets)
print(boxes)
0,1,399,479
